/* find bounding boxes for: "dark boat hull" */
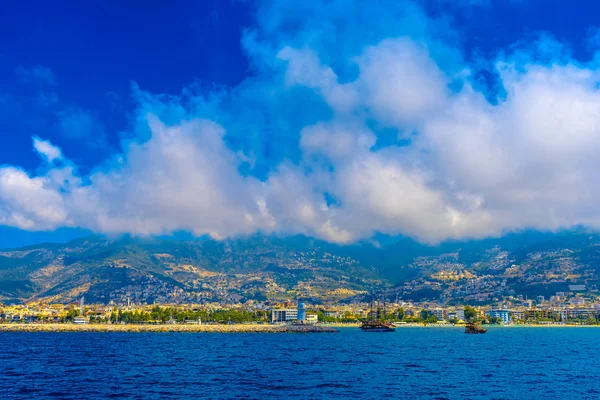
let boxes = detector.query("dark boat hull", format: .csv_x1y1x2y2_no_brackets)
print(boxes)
464,323,487,334
360,320,396,332
360,327,396,332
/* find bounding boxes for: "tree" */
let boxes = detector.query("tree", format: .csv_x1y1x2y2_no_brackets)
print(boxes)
63,308,79,322
317,311,336,323
397,308,405,321
464,306,477,322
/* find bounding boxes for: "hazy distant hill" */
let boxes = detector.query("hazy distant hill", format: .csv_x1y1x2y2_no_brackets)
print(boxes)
2,230,600,304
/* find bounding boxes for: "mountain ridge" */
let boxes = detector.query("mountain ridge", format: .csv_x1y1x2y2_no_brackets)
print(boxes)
2,230,600,305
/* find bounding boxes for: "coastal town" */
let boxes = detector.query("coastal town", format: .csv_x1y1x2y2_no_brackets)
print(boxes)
4,284,600,327
4,233,600,330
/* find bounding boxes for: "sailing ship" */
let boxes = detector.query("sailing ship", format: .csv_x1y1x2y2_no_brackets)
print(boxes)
360,299,396,332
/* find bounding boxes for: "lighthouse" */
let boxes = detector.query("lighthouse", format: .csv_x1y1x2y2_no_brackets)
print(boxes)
297,302,306,323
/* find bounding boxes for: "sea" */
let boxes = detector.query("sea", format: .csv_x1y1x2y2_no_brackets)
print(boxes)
2,327,599,399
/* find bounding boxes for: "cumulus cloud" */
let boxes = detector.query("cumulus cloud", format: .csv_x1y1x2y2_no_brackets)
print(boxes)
420,60,600,236
0,168,69,230
3,0,600,244
32,136,63,163
277,47,358,113
71,117,268,237
355,38,449,129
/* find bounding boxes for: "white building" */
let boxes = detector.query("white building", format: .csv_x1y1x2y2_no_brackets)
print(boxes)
306,313,318,324
511,310,524,321
324,310,342,318
271,308,298,323
431,308,446,321
73,316,90,325
571,297,586,306
448,309,465,322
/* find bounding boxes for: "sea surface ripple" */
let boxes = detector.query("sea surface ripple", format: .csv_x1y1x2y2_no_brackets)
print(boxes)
1,327,599,399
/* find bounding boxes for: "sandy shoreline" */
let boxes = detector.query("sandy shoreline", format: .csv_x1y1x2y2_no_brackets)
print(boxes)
0,323,339,333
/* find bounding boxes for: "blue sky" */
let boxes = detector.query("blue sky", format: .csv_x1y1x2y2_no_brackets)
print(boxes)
0,0,251,169
3,0,600,248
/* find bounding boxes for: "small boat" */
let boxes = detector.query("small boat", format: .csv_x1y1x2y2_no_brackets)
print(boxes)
464,322,487,334
360,320,396,332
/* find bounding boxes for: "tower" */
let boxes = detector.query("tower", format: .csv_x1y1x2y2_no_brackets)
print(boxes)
297,301,306,322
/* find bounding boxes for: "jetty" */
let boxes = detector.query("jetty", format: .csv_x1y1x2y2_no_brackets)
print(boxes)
0,323,338,333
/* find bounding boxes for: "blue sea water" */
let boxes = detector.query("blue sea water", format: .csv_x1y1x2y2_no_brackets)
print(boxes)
1,327,600,399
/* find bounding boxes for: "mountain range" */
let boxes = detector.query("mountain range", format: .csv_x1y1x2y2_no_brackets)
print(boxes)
1,230,600,305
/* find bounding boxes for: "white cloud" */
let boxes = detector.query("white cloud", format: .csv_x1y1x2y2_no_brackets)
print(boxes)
419,61,600,237
0,167,68,230
69,117,270,238
277,39,600,242
5,3,600,244
354,38,449,129
279,38,449,127
277,47,358,113
300,121,375,161
33,136,63,163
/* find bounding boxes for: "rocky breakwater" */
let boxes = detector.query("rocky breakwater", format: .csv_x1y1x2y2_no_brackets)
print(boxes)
0,323,339,333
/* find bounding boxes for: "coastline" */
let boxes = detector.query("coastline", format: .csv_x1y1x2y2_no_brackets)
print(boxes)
332,323,600,328
389,323,600,328
3,323,599,333
0,323,338,333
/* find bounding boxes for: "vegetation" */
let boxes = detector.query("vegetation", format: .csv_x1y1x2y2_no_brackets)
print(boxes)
104,307,268,324
485,316,502,325
464,306,477,322
397,308,405,321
